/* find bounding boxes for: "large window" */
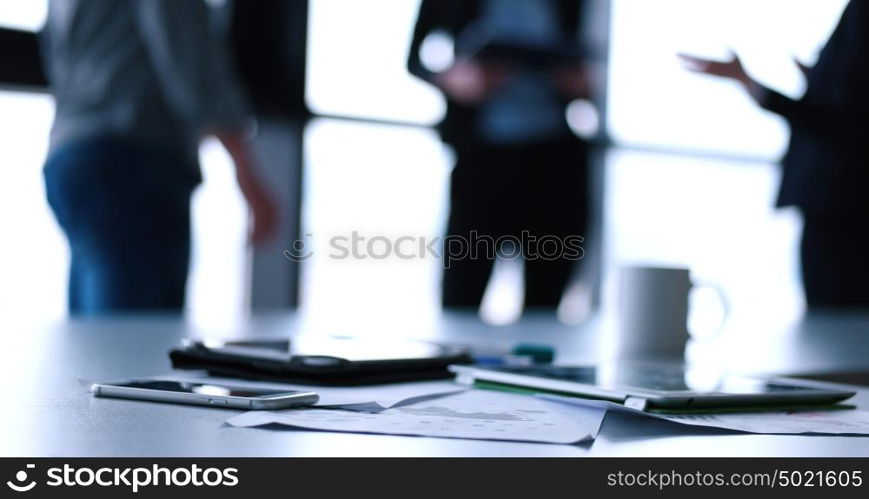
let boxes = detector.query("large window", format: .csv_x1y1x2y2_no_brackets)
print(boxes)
608,0,849,158
603,0,849,322
300,0,851,323
0,91,65,319
0,0,855,325
301,119,450,327
0,1,45,30
305,0,444,124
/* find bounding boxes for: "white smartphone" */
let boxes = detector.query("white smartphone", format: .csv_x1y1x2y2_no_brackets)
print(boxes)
90,379,319,410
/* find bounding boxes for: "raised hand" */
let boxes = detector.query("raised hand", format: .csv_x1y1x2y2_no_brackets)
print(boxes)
678,50,769,103
678,51,751,85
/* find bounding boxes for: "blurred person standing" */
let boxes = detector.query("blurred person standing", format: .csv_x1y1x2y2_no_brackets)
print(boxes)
40,0,276,316
681,0,869,308
408,0,594,313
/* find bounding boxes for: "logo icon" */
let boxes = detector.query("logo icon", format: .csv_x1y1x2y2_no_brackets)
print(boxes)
7,464,37,492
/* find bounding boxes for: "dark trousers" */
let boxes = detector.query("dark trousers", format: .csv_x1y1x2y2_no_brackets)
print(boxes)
443,136,590,310
800,212,869,308
44,136,197,316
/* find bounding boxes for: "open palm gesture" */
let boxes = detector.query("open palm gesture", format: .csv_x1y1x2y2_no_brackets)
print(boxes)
678,51,750,85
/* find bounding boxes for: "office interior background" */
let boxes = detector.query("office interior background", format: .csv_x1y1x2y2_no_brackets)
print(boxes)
0,0,849,331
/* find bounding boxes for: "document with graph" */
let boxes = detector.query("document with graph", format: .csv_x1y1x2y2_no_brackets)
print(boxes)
226,389,606,444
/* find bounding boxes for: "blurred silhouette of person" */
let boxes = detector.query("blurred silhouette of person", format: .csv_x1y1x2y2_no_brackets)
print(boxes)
408,0,593,312
40,0,276,316
680,0,869,308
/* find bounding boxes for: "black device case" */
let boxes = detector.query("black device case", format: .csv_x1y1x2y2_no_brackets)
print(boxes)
169,344,473,386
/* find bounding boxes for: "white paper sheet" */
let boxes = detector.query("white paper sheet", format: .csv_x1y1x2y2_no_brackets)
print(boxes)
226,389,607,444
151,372,465,409
658,410,869,435
539,394,869,435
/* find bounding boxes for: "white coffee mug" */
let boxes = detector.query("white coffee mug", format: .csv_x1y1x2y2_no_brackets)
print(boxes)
616,265,727,361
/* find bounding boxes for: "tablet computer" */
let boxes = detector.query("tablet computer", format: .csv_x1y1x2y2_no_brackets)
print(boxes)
449,364,856,411
455,25,583,70
170,337,473,385
468,40,583,69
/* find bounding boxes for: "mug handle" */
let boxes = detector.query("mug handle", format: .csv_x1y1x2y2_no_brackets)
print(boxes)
689,281,730,339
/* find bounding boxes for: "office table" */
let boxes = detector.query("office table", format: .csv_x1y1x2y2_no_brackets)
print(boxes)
2,311,868,457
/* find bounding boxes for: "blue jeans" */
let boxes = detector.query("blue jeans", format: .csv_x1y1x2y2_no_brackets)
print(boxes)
44,136,198,316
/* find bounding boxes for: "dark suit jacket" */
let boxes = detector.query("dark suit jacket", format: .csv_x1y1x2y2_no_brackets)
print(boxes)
761,0,869,216
407,0,586,148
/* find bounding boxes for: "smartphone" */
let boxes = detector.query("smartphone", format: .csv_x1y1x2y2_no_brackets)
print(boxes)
90,379,319,410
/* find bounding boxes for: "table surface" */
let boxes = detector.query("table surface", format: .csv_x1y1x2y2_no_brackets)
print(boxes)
3,310,869,457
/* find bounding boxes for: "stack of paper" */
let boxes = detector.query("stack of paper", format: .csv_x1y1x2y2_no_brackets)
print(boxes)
227,389,606,444
159,372,869,443
539,394,869,436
